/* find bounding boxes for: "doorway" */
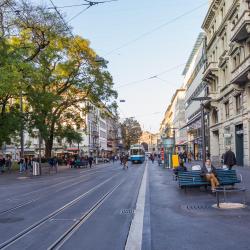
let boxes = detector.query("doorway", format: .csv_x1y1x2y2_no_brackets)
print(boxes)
235,124,244,166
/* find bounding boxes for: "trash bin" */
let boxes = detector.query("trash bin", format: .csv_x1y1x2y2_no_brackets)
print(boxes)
33,162,40,176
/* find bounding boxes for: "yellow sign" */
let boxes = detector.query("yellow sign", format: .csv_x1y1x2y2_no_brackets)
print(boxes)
172,155,179,168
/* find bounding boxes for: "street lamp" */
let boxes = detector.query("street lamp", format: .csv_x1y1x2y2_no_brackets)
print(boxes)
191,96,211,167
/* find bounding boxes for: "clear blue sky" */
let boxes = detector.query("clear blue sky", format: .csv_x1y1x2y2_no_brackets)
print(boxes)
37,0,208,133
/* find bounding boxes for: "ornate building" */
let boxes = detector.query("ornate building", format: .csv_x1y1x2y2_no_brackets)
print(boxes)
202,0,250,166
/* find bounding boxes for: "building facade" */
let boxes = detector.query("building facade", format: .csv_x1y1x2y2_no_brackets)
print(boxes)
159,89,187,153
183,33,209,160
202,0,250,166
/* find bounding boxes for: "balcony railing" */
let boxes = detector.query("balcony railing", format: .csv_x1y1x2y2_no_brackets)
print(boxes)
231,10,250,43
203,62,218,81
231,55,250,84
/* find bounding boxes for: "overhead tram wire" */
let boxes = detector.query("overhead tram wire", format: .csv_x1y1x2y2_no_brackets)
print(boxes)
116,63,185,88
67,0,118,23
104,2,207,56
3,1,118,13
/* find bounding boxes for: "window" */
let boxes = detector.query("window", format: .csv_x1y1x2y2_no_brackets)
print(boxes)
225,101,229,119
235,94,243,114
224,127,231,147
212,109,218,124
211,79,218,92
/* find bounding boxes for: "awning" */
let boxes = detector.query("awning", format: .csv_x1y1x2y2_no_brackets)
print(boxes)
67,148,79,151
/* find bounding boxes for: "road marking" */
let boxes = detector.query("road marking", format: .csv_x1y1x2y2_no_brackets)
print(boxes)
125,161,148,250
0,174,120,250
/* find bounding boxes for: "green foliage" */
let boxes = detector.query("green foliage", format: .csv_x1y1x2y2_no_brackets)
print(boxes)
0,0,117,157
121,118,142,150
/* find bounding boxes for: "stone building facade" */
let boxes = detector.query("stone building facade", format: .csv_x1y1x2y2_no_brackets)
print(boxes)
183,33,208,160
202,0,250,166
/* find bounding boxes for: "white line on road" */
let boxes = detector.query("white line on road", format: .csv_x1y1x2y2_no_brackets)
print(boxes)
125,161,148,250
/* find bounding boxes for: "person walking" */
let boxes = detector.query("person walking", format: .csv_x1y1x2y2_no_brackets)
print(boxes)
223,148,237,170
183,151,187,163
18,158,24,173
187,152,192,163
5,156,12,173
88,155,94,168
122,154,129,170
0,156,5,173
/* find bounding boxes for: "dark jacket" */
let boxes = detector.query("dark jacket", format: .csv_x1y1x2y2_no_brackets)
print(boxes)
200,165,217,178
223,150,236,167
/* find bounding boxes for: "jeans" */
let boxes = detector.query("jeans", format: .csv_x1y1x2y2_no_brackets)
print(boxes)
19,163,25,173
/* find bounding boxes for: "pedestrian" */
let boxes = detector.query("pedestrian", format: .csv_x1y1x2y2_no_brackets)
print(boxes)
122,154,129,169
206,150,211,159
5,156,12,173
183,151,187,163
173,161,187,180
187,152,192,163
0,156,5,173
200,159,219,192
223,147,237,169
150,154,154,164
18,158,24,173
88,155,94,168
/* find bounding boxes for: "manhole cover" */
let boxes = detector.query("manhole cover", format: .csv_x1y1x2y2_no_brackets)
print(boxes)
120,209,135,215
212,203,247,209
0,217,24,223
17,177,29,180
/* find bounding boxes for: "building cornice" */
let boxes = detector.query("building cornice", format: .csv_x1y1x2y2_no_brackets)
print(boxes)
202,0,222,30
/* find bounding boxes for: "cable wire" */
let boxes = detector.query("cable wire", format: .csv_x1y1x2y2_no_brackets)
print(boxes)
104,2,207,56
116,63,185,88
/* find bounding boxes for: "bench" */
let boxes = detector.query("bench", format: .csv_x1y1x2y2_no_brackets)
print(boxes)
178,169,242,191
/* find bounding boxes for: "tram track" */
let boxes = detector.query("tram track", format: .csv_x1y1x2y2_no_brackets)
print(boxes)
0,166,120,216
47,181,124,250
0,172,122,250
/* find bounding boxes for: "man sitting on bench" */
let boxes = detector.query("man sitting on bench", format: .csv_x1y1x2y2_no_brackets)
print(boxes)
201,159,220,192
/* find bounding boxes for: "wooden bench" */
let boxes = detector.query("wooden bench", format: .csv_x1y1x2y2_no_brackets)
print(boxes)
178,169,242,191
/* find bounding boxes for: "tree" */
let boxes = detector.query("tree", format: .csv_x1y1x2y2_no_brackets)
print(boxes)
121,118,142,150
26,34,117,158
0,1,117,157
0,0,66,147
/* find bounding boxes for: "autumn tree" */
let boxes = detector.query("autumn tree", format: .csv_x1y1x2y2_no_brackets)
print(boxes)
26,35,117,157
0,0,66,147
121,118,142,150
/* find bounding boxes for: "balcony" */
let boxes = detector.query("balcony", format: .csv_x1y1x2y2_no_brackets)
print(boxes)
202,62,218,82
231,11,250,43
231,55,250,85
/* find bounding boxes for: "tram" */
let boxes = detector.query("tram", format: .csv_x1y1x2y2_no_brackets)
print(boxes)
129,144,145,164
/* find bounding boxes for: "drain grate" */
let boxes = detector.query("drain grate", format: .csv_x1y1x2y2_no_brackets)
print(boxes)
186,204,211,210
120,209,135,215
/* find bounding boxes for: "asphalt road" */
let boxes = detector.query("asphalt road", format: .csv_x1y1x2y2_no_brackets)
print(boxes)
0,162,145,250
1,161,250,250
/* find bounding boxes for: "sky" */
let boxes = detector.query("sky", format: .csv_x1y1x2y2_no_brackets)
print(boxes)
34,0,208,133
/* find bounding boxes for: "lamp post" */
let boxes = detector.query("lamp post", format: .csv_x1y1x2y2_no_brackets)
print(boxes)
191,97,211,167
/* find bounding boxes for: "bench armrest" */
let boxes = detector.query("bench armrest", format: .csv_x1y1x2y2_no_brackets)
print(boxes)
192,177,195,183
237,174,243,182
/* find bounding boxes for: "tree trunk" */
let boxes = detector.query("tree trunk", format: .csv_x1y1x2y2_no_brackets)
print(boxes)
44,122,55,158
45,139,53,159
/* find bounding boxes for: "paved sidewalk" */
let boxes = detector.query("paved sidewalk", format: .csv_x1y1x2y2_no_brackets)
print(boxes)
146,161,250,250
0,163,109,184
